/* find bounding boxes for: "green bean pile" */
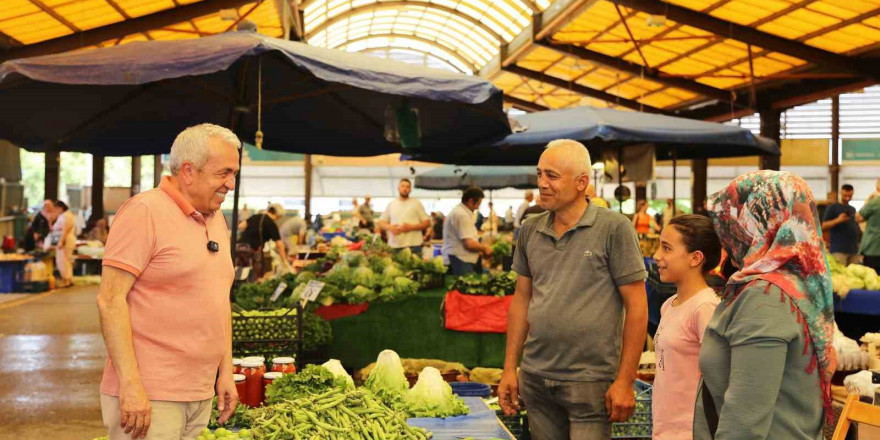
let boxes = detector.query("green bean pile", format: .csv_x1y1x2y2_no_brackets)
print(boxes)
250,388,432,440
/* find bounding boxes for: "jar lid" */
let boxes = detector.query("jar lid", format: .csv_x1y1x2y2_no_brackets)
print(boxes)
233,374,246,382
243,356,265,362
272,357,295,364
241,360,264,368
263,372,283,380
232,358,242,366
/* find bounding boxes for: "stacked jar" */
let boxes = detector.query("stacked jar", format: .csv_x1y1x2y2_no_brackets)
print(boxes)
240,359,265,407
271,357,296,374
232,358,243,375
233,374,246,401
263,372,283,404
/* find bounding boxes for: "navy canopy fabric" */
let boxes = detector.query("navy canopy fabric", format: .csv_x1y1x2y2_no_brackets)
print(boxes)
407,105,779,165
415,165,537,190
0,31,509,157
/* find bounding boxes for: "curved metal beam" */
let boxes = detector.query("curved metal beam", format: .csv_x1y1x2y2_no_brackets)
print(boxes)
304,1,503,44
358,47,469,74
333,34,479,73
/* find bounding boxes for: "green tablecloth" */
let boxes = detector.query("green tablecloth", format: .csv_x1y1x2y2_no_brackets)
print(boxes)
326,288,507,370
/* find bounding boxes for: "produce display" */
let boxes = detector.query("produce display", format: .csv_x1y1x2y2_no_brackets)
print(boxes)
197,428,252,440
208,397,255,430
231,308,331,357
358,359,469,380
265,364,351,405
364,350,469,419
450,272,517,297
490,240,512,267
249,388,433,440
829,258,880,297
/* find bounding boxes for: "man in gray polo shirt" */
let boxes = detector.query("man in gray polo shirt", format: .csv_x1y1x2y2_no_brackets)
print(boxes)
498,139,648,439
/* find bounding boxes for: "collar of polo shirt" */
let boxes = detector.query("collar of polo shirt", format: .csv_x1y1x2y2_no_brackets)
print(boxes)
159,176,213,220
538,202,598,238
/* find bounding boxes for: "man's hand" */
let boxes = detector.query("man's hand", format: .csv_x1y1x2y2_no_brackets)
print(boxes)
216,375,239,425
482,246,493,258
119,381,152,439
390,224,403,235
605,379,635,423
497,370,520,416
837,212,851,222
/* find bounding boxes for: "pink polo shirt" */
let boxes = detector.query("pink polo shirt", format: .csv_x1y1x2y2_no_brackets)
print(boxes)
100,177,234,402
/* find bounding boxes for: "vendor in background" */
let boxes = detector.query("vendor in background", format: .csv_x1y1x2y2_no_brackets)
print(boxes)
442,187,492,276
23,199,54,251
822,184,861,266
514,190,534,234
239,203,288,264
650,215,720,440
505,206,515,230
52,200,77,288
484,202,499,235
695,170,833,440
280,212,307,252
87,217,110,244
632,200,659,236
354,196,375,231
586,183,609,208
499,140,648,439
378,178,430,255
859,196,880,272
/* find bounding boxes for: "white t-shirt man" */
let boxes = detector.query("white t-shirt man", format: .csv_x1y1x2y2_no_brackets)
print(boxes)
442,203,481,264
514,200,531,228
380,198,429,249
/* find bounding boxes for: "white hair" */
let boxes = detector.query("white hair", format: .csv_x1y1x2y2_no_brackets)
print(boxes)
544,139,592,177
169,123,241,175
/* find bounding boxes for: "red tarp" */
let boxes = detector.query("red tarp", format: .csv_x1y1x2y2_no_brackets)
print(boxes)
444,290,513,333
315,303,369,320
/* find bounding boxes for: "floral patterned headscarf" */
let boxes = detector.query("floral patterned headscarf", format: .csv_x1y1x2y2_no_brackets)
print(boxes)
707,170,836,422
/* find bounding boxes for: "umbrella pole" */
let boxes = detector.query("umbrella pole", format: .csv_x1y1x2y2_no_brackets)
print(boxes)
618,147,623,214
229,59,252,266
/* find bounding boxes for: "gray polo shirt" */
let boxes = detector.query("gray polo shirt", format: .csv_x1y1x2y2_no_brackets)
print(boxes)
513,202,647,382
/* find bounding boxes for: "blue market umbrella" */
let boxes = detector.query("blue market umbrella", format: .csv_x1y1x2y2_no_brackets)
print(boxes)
406,105,778,165
0,31,510,253
415,165,537,190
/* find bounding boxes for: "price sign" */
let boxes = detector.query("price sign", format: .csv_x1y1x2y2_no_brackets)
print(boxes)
270,282,288,302
301,280,325,303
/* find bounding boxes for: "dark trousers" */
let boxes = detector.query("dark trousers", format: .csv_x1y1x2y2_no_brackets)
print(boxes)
449,255,480,276
518,370,612,440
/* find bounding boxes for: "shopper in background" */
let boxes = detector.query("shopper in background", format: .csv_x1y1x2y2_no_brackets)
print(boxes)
485,201,499,235
442,187,492,276
97,124,240,440
866,178,880,203
505,206,515,230
822,184,861,265
514,190,534,231
23,199,54,251
240,203,288,260
650,215,721,440
859,196,880,272
378,178,430,255
519,202,546,225
354,196,375,230
238,203,253,223
280,212,307,252
498,139,648,439
586,183,609,208
632,200,659,236
87,217,110,244
51,200,77,288
695,170,834,440
661,199,678,228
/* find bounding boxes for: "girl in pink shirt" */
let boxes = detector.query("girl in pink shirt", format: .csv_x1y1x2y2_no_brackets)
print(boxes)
651,215,722,440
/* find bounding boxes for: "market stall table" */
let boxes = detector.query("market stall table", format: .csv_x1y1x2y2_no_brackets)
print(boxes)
834,289,880,339
324,288,507,369
407,397,514,440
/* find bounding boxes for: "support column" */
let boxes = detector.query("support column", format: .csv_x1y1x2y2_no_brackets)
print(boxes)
759,109,782,171
90,155,105,224
830,95,840,196
44,148,60,201
153,155,163,188
304,154,313,221
131,156,141,196
635,182,647,204
692,158,708,215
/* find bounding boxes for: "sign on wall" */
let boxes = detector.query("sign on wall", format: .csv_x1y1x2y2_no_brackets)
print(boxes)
842,139,880,162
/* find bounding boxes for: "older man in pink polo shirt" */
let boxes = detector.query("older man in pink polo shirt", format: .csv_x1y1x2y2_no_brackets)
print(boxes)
97,124,240,440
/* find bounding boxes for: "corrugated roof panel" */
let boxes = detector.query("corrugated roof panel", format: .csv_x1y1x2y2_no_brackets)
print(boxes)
638,91,682,108
516,46,564,71
55,0,125,30
544,56,592,81
114,0,177,18
611,80,657,99
695,69,749,89
809,24,880,53
0,0,42,21
0,11,72,44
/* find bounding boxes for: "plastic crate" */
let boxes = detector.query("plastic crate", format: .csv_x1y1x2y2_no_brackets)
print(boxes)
0,261,25,293
231,306,303,367
496,410,531,440
611,379,653,439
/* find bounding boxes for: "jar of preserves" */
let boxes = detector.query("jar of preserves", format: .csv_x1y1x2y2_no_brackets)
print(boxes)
232,358,243,375
271,357,296,374
240,359,265,407
262,372,283,404
243,356,266,374
233,373,246,400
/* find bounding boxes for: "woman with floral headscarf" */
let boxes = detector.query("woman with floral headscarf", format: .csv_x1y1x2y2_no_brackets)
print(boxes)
694,171,836,440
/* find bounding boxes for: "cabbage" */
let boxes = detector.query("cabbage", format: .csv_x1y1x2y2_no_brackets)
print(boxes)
383,265,404,278
365,350,409,397
867,277,880,291
832,274,851,298
429,256,447,274
393,248,412,264
350,285,375,302
403,367,469,418
295,271,317,285
353,266,377,288
343,251,366,268
321,359,355,390
848,277,866,290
